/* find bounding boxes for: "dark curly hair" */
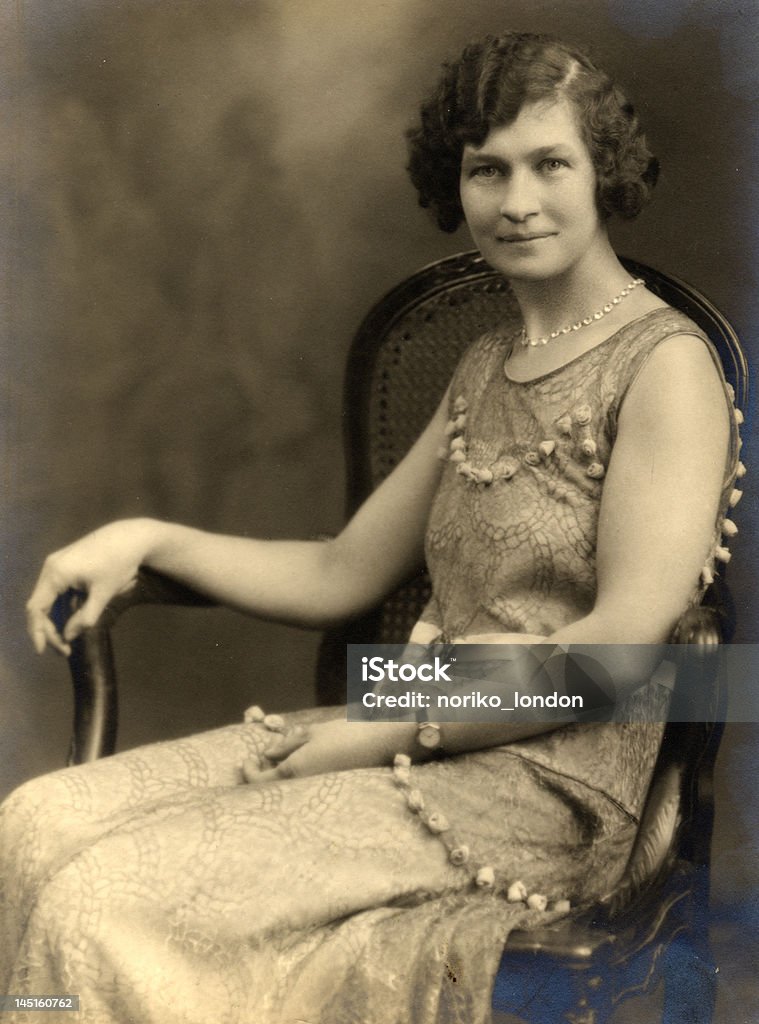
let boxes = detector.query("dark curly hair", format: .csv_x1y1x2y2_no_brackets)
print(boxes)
407,32,659,233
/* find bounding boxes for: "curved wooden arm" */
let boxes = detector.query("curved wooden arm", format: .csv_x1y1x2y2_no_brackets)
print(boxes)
56,569,216,765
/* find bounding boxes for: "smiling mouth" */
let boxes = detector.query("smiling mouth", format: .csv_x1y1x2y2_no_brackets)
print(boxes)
500,233,556,243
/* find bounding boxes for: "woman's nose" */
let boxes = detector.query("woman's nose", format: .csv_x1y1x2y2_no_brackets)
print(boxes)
499,171,539,223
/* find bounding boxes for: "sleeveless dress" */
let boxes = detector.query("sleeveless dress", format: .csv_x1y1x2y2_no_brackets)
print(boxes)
0,309,741,1024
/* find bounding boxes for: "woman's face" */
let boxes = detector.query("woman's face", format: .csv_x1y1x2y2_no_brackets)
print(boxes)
459,96,605,283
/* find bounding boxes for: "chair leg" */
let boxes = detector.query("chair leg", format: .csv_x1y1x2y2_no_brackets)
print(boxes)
563,1008,599,1024
563,972,615,1024
492,958,616,1024
661,942,717,1024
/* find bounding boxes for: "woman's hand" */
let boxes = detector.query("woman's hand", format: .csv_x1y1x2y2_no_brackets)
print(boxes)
242,718,419,784
25,518,160,656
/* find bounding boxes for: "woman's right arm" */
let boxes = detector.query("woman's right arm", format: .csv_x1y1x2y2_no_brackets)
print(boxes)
26,392,450,656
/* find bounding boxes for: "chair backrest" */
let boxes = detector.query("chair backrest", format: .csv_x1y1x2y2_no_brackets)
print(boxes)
316,251,747,899
316,251,747,697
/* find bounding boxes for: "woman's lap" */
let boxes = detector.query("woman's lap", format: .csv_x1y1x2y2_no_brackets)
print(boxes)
0,710,341,879
1,715,639,1022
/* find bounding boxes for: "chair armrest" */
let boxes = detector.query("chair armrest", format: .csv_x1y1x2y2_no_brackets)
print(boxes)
57,568,216,765
73,566,217,624
670,602,723,647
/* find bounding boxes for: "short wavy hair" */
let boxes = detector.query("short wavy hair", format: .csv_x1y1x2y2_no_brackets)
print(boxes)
407,32,659,233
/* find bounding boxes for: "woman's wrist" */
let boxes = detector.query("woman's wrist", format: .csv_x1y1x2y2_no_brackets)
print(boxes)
86,516,167,571
138,518,196,570
367,721,438,765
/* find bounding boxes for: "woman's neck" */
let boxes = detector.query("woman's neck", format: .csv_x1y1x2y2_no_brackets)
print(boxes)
510,241,632,343
503,239,669,383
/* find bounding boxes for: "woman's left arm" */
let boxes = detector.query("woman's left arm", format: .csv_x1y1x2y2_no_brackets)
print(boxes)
560,332,731,644
252,334,731,777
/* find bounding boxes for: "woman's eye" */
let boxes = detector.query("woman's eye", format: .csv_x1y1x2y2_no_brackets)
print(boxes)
472,165,500,178
540,158,568,173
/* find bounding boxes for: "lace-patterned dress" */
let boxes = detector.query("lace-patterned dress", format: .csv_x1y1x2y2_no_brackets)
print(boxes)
0,309,740,1024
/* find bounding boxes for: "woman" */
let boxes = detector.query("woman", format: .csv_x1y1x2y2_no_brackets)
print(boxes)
3,32,741,1024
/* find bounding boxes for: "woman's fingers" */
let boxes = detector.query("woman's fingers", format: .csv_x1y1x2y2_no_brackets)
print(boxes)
26,574,68,655
242,727,310,785
26,522,148,655
263,727,309,763
26,566,125,654
60,582,115,642
242,763,296,786
242,763,278,785
29,614,70,657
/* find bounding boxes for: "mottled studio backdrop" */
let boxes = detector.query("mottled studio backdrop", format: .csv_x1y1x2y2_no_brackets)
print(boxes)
1,0,757,920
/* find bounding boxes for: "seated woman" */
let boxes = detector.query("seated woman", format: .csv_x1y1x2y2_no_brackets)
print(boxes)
2,31,740,1024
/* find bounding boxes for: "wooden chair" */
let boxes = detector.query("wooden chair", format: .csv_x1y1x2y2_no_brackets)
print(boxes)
54,251,747,1024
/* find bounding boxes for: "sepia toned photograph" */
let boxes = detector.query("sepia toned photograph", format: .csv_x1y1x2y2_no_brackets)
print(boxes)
1,1,756,1022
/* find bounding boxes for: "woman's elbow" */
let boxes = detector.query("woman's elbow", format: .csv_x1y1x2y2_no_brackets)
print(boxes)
308,536,396,627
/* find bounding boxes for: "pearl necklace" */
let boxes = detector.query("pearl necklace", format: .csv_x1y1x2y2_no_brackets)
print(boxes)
519,277,645,348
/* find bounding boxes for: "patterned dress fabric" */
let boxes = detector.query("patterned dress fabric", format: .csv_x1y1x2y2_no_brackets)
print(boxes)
0,308,740,1024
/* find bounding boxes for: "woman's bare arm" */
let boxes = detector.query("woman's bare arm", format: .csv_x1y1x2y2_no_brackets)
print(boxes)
251,333,735,780
560,333,730,643
26,393,450,654
430,333,732,754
